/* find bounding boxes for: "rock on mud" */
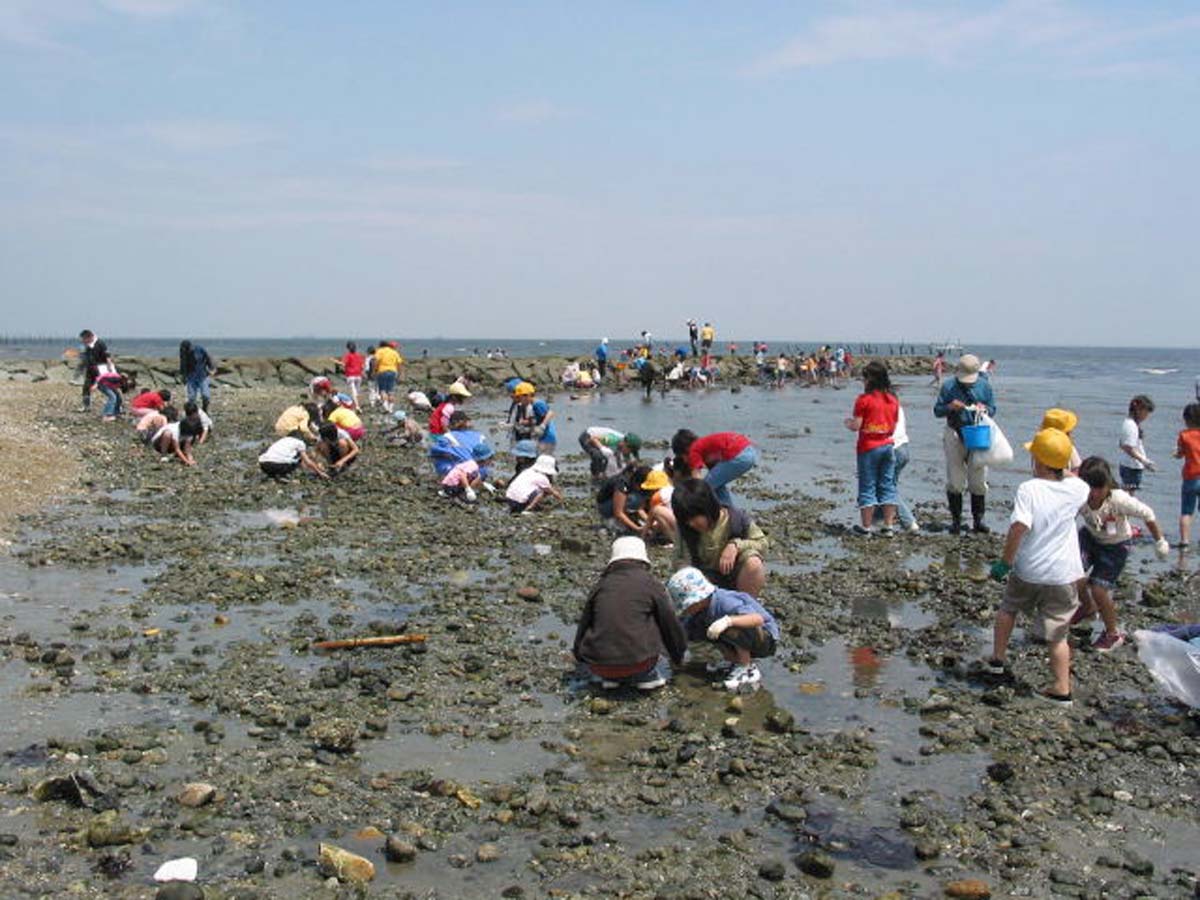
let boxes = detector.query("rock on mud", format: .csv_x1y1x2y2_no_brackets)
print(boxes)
317,842,375,884
944,880,992,899
177,782,217,808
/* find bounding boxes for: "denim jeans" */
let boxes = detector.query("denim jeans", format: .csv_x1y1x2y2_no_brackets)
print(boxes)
856,443,897,509
98,383,121,417
707,445,758,507
874,444,914,527
186,376,211,406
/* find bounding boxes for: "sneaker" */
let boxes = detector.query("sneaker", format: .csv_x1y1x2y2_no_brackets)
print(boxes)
596,678,620,690
982,657,1007,676
1036,689,1073,708
723,664,762,691
705,660,734,677
879,525,896,538
972,522,992,535
851,524,872,537
1091,632,1126,653
631,668,667,691
437,489,449,498
906,521,920,534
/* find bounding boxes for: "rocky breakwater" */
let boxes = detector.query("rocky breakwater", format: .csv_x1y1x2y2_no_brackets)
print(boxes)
0,352,934,392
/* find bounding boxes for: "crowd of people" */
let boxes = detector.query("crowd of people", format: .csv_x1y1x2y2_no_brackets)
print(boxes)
71,329,1200,701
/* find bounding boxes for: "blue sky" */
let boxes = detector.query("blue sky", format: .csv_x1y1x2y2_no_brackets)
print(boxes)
1,1,1197,345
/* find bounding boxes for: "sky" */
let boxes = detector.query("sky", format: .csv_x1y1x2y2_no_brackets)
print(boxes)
1,1,1198,346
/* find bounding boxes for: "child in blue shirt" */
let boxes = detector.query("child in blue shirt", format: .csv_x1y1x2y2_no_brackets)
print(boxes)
667,567,779,691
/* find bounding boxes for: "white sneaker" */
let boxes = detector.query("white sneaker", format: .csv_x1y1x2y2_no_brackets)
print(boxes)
908,521,920,533
705,660,734,677
723,664,761,691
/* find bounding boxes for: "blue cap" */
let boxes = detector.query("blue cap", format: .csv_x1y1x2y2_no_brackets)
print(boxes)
471,441,495,462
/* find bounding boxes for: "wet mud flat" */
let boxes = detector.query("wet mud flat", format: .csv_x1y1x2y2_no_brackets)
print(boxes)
0,387,1199,898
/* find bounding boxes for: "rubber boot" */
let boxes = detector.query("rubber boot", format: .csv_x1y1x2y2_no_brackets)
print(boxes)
971,493,990,534
947,491,963,535
201,397,210,413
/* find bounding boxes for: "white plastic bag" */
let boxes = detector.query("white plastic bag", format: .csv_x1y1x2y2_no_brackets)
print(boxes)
1134,629,1200,709
972,413,1014,467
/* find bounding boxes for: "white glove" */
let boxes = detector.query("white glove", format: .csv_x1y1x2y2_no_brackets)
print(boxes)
464,487,477,503
706,616,733,640
1145,459,1157,472
1155,537,1170,559
481,481,496,494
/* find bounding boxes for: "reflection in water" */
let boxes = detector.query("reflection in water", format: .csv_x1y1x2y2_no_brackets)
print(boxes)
849,645,884,689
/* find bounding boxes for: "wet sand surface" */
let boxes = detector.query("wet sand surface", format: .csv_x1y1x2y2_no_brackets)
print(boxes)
1,379,1198,899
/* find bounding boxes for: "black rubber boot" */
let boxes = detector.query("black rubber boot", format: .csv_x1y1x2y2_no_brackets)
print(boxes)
971,493,990,534
202,397,210,413
948,491,963,535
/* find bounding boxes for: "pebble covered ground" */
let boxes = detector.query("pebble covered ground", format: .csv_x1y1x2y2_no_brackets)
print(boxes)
0,379,1198,900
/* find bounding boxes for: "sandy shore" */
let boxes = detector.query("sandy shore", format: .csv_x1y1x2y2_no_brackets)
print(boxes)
0,383,79,541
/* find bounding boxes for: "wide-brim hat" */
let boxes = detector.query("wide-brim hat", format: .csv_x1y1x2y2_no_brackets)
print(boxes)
512,439,538,459
609,536,650,566
532,454,558,476
448,383,471,398
956,354,982,384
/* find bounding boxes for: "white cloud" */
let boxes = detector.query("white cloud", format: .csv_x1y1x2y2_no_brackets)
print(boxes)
137,119,274,152
492,99,567,124
99,0,196,16
0,0,201,48
745,1,1200,77
362,156,466,174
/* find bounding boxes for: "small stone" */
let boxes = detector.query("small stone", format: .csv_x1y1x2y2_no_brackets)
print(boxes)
758,859,786,881
915,841,940,860
86,811,148,848
796,850,835,878
308,720,357,753
1123,854,1154,877
986,762,1015,783
516,586,540,601
767,800,807,823
476,843,501,863
177,782,216,808
726,696,743,713
317,843,375,884
765,709,795,734
944,879,991,899
589,698,614,716
384,837,418,863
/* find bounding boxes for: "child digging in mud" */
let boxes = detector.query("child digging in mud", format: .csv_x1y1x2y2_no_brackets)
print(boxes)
987,428,1089,707
573,537,687,690
667,566,779,691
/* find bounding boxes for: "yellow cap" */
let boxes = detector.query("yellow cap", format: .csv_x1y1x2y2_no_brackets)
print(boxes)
641,469,670,491
1024,428,1073,470
513,381,535,396
1039,408,1078,434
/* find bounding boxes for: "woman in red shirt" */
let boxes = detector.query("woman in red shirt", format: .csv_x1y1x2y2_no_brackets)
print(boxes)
671,430,758,507
844,361,899,535
341,341,365,409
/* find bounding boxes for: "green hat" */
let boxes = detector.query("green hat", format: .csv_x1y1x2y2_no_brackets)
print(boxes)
623,433,642,454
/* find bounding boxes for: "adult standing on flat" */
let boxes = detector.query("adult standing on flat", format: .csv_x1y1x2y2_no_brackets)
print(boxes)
179,340,216,412
595,338,609,381
687,320,699,358
934,353,996,534
78,329,108,412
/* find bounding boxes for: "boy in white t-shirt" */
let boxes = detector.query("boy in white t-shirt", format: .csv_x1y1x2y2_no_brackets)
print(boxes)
987,428,1090,707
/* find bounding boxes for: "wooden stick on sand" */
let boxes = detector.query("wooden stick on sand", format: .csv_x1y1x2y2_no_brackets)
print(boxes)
312,634,427,651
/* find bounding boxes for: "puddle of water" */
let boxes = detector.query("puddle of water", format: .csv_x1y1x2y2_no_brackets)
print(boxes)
773,536,849,576
360,731,558,783
848,594,938,631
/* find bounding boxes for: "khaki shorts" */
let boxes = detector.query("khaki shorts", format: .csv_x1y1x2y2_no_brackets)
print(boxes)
999,574,1079,643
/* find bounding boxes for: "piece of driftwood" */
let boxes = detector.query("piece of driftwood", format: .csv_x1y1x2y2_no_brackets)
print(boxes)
312,634,427,651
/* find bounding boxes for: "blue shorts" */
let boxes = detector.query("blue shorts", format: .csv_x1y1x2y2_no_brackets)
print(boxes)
1118,465,1143,491
1079,527,1130,589
376,371,397,393
1182,478,1200,517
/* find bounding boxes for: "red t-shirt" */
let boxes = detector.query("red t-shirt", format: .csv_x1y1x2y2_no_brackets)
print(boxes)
853,391,898,453
342,352,365,377
687,432,752,470
131,392,165,412
1178,429,1200,481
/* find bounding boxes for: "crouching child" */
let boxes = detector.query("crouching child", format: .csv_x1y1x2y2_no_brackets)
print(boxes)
666,567,779,691
573,537,687,690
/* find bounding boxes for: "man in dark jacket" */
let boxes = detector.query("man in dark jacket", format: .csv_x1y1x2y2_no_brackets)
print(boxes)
78,329,108,412
574,537,687,690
